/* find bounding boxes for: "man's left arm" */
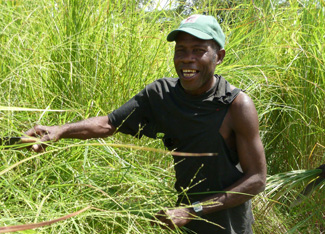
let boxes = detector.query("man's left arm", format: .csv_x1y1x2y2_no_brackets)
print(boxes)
155,92,267,229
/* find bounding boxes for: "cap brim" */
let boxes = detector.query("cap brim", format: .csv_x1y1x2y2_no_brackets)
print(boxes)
167,28,213,42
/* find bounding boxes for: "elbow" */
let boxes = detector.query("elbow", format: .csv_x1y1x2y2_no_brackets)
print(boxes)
104,125,116,137
258,179,266,194
106,117,116,137
99,123,116,138
246,173,266,196
97,116,116,138
255,175,266,194
250,165,267,195
105,119,116,137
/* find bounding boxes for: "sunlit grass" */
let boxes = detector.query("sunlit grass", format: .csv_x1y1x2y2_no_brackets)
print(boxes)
0,0,324,233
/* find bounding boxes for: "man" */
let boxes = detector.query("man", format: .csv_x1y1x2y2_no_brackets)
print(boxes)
26,15,266,233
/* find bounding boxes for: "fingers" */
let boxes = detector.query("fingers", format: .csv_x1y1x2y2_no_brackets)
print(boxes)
32,132,53,152
31,144,45,152
25,125,52,152
152,209,176,230
152,210,167,228
25,125,45,137
151,207,194,231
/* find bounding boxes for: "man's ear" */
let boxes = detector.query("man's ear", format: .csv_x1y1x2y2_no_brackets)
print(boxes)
216,49,226,65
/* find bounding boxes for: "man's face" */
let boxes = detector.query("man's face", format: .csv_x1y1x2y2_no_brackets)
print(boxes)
174,32,224,95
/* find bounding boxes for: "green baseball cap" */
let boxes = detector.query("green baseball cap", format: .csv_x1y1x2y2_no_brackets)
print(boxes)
167,14,225,49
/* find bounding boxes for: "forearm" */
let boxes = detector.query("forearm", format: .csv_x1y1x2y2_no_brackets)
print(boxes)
25,115,116,152
198,173,266,215
59,116,116,140
155,174,265,230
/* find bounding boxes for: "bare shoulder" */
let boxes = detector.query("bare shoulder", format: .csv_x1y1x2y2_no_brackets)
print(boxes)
228,90,259,132
232,91,256,110
228,82,256,114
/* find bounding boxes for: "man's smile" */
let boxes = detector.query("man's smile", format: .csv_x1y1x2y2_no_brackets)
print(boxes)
182,69,199,78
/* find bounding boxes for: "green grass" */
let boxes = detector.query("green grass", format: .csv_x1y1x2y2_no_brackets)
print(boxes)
0,0,324,233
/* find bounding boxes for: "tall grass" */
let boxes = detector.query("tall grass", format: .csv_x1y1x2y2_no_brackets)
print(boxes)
0,0,324,233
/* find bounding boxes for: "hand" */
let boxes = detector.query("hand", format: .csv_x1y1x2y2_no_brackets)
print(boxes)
152,207,194,230
25,125,61,152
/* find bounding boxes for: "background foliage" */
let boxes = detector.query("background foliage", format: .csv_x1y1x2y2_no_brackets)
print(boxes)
0,0,324,233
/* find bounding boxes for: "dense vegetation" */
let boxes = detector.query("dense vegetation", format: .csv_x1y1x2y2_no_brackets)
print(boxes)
1,0,324,233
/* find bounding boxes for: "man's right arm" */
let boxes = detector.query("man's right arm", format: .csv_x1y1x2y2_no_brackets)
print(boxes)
25,115,116,152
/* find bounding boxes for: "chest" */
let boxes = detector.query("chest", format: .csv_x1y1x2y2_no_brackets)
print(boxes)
149,96,231,151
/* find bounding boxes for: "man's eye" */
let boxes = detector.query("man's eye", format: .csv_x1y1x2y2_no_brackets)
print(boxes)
175,49,184,54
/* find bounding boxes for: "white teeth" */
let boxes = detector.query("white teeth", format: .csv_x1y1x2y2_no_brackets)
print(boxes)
184,73,195,77
183,69,197,73
182,69,197,77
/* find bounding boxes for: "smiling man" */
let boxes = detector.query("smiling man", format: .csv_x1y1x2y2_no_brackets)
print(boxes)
26,15,266,233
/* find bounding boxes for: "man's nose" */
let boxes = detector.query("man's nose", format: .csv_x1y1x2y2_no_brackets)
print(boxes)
181,52,195,63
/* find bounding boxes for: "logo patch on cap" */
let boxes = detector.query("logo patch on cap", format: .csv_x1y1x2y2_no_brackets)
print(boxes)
183,14,200,23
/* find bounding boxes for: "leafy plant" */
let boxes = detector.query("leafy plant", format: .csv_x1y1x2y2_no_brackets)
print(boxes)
0,0,323,233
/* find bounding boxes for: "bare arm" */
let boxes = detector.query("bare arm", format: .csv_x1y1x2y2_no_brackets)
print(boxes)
156,92,267,229
198,92,266,212
25,115,116,152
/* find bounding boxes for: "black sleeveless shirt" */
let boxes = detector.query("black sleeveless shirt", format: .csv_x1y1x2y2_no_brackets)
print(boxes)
108,75,254,233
